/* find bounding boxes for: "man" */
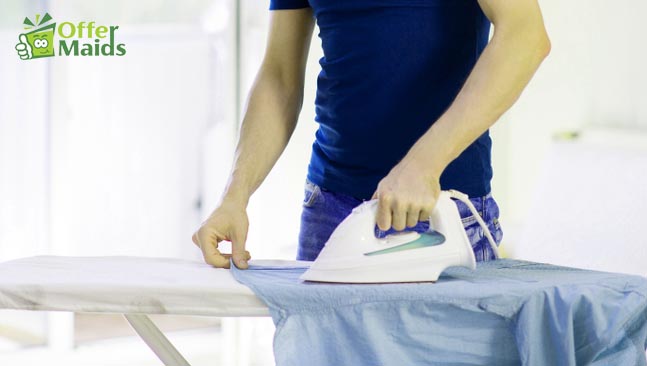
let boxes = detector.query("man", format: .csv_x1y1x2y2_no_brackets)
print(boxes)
193,0,550,269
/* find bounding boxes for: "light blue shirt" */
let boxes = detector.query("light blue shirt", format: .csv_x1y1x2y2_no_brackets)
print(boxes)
232,259,647,366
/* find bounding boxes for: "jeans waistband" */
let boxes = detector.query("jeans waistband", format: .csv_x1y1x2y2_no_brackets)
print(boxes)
305,178,492,200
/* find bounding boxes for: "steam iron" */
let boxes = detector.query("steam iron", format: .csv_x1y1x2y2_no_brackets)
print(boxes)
300,190,500,283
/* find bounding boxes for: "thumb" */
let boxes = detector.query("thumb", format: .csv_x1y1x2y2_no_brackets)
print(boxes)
19,34,32,58
230,226,249,269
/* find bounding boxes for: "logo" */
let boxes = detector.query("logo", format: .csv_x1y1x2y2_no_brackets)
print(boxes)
16,13,126,60
16,13,56,59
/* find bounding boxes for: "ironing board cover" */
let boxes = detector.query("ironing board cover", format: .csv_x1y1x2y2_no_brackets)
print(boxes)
0,255,270,316
231,259,647,366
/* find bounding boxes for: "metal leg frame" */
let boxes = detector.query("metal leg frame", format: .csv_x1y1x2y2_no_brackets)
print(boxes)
123,314,191,366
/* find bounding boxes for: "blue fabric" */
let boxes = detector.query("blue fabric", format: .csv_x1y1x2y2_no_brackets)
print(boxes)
298,179,503,262
231,259,647,366
269,0,309,10
270,0,492,200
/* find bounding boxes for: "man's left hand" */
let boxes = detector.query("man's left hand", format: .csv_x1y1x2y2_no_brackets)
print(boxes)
372,158,441,231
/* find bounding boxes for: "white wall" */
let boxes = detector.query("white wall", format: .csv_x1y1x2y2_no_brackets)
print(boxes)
0,2,235,261
0,32,50,260
0,30,50,345
47,28,213,258
490,0,647,248
0,1,236,353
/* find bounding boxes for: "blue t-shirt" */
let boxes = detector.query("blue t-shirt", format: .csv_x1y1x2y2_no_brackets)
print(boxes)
270,0,493,200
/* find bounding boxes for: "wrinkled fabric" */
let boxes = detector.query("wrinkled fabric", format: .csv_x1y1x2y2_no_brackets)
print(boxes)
231,259,647,366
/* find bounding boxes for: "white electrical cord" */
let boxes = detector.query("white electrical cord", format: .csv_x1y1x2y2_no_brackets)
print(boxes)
447,190,501,260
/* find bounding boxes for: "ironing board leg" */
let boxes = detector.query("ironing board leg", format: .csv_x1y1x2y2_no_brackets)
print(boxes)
123,314,191,366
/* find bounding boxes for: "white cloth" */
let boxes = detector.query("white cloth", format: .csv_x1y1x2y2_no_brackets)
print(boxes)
0,256,281,316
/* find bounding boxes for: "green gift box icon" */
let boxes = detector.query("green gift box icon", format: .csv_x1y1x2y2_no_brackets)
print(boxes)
16,13,56,60
23,23,56,58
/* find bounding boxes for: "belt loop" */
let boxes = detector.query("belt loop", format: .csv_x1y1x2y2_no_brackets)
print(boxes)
481,195,487,218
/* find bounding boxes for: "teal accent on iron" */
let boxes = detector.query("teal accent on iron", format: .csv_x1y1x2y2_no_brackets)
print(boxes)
364,231,446,256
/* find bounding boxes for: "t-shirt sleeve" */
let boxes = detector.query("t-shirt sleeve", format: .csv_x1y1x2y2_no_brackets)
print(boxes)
269,0,310,10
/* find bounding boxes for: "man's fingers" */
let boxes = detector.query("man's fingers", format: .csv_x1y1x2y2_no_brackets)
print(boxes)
391,206,406,231
197,229,230,268
418,199,437,223
419,209,432,223
201,242,230,269
406,209,420,228
220,251,251,260
230,228,249,269
193,229,251,266
16,43,26,51
376,196,392,231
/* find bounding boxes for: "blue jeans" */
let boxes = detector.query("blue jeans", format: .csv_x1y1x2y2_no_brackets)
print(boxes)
298,179,503,262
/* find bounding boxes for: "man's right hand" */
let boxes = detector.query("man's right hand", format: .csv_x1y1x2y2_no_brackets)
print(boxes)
192,200,251,269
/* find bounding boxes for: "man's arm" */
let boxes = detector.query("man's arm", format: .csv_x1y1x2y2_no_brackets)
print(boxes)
193,9,315,268
226,9,315,205
375,0,550,231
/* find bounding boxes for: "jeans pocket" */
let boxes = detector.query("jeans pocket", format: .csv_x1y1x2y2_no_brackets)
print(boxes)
303,179,322,208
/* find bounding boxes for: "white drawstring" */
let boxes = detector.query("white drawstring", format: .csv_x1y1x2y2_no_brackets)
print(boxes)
447,190,501,260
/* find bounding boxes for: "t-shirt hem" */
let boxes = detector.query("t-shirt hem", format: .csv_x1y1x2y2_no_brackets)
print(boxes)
269,1,310,10
307,171,374,201
307,171,492,201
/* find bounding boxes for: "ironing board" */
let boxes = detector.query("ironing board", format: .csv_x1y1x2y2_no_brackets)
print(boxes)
0,255,274,366
2,256,646,366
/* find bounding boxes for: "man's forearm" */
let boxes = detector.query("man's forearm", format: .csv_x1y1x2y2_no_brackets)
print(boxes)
222,66,305,206
404,19,551,180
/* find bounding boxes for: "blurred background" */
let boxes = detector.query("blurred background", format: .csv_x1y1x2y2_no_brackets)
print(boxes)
1,0,646,365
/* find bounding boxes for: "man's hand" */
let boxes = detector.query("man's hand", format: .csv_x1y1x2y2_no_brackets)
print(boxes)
373,157,441,231
192,199,251,269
